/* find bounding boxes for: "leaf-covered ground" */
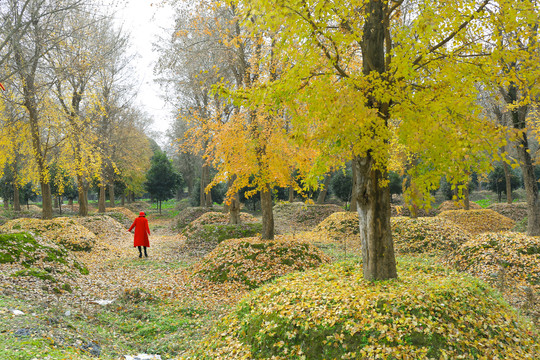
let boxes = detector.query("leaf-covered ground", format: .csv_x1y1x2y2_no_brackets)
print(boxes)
1,203,539,359
437,209,515,234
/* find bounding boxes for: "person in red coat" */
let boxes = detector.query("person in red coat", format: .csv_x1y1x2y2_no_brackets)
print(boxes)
128,211,151,258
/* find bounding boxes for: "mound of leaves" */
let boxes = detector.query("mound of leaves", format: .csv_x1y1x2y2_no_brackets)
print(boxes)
445,231,540,319
487,202,528,223
312,212,359,241
437,209,515,234
182,212,259,238
391,217,470,255
175,207,214,230
185,259,539,359
390,205,434,217
105,207,138,227
273,202,343,234
0,218,96,251
193,236,331,289
0,232,88,286
75,215,131,243
436,200,481,214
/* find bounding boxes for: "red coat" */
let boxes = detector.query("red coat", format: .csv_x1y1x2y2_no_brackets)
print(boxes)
129,216,150,247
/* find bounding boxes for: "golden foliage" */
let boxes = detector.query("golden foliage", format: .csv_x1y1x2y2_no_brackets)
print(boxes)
437,209,515,234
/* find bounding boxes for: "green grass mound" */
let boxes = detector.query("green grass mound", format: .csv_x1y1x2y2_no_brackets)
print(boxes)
437,209,515,234
445,231,540,315
0,232,88,277
193,236,331,289
186,259,539,359
487,202,528,223
391,217,470,255
0,217,96,251
174,207,213,230
182,212,258,237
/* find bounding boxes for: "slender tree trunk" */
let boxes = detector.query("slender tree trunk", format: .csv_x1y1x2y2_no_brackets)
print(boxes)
354,156,397,281
41,182,53,220
503,83,540,235
201,164,213,207
227,176,241,224
121,193,125,206
13,185,21,212
109,184,115,208
77,175,88,216
98,184,106,213
54,196,59,209
3,196,9,209
317,173,331,204
502,162,513,204
260,184,274,240
58,196,62,215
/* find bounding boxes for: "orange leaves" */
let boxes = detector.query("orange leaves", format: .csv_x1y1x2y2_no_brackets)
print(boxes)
437,209,515,235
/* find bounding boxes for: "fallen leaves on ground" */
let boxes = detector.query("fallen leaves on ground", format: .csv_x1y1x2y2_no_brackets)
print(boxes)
487,202,528,222
437,209,515,234
183,258,539,360
392,216,471,255
444,231,540,321
273,202,343,234
0,217,97,251
436,200,482,213
192,236,331,289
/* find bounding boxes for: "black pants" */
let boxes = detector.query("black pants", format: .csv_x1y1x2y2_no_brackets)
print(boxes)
137,246,148,257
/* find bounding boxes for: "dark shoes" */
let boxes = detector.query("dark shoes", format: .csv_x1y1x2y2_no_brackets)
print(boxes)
139,253,142,258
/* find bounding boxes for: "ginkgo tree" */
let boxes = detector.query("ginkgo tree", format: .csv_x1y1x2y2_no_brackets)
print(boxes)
225,0,508,280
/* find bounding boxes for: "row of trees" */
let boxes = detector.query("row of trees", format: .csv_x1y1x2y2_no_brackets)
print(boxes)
158,0,539,280
0,0,154,218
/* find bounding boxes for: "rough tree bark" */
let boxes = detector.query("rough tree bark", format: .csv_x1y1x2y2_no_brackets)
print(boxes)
98,184,106,213
502,161,513,204
355,0,397,280
109,184,115,207
260,184,274,240
317,173,331,204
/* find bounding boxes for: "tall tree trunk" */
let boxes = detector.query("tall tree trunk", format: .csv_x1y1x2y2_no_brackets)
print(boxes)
317,173,331,204
503,82,540,235
3,196,8,209
98,184,106,213
121,193,125,206
288,185,294,202
201,164,213,207
260,184,274,240
13,184,21,212
356,0,397,280
77,175,88,216
354,156,397,281
227,176,241,224
58,196,62,215
109,184,115,208
41,182,53,220
502,161,513,204
463,183,470,210
54,196,59,209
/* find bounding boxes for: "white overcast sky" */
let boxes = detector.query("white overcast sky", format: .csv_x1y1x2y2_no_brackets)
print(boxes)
109,0,175,134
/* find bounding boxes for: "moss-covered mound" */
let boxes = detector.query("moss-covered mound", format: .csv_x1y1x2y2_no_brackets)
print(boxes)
437,209,515,234
105,207,138,227
175,207,214,230
273,202,343,234
182,212,258,237
185,259,539,359
445,231,540,315
436,200,482,213
487,202,528,223
193,236,331,289
0,232,88,277
392,217,470,255
0,218,96,251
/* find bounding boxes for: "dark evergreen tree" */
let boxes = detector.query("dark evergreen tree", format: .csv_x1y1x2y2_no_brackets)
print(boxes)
144,151,183,213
